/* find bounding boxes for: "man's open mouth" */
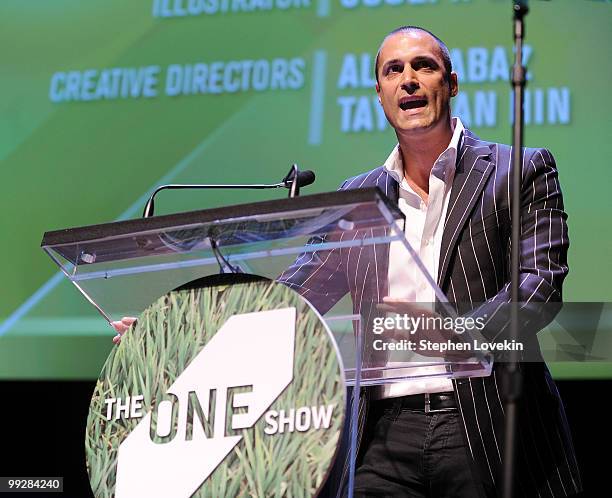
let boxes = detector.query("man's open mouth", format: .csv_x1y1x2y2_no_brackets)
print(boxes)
399,99,427,111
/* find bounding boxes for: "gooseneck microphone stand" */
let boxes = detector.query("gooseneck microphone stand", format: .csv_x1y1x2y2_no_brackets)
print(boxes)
141,164,315,218
141,164,315,274
503,2,529,498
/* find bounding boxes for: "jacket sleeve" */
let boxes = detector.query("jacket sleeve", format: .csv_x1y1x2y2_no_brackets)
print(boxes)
276,180,352,315
276,234,350,315
467,148,569,343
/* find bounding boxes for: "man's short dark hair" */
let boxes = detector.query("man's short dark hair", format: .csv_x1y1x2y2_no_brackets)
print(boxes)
374,26,453,85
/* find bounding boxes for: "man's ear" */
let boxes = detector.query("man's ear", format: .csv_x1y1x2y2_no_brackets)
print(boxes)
375,83,382,105
449,72,459,98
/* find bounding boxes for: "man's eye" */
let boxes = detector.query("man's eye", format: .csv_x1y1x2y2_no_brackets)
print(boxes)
387,64,402,74
415,61,435,70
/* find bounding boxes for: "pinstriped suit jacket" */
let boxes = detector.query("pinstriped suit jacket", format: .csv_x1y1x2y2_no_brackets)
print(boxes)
278,129,582,497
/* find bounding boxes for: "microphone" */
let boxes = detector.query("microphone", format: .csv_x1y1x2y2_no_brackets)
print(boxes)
282,164,315,198
142,164,316,218
292,170,316,188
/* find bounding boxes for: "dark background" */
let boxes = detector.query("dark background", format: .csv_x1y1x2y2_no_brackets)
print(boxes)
0,379,608,498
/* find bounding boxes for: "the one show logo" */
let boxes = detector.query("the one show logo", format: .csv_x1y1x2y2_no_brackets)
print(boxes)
100,308,335,498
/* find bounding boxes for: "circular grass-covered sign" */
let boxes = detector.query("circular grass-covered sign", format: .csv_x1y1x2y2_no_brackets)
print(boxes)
86,278,345,498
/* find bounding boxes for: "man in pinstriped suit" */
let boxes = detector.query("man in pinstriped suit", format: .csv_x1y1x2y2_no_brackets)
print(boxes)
279,26,581,497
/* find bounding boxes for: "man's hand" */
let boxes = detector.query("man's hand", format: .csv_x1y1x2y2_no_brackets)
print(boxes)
111,317,137,344
376,297,471,360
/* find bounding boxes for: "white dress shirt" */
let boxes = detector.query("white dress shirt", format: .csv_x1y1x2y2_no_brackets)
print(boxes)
379,117,464,398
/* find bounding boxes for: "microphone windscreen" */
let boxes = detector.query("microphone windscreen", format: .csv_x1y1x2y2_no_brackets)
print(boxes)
296,170,315,187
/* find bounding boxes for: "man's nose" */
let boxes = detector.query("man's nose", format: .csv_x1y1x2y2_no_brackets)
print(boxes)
401,68,419,94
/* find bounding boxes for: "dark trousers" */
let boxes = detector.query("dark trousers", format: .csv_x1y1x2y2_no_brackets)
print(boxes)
351,401,489,498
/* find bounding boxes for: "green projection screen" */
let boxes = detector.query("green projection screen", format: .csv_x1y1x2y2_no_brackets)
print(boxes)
1,0,610,379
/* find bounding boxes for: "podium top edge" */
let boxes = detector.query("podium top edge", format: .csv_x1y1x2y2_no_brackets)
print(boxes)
41,187,401,247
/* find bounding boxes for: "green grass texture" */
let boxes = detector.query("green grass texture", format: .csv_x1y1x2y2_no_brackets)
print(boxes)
86,279,345,497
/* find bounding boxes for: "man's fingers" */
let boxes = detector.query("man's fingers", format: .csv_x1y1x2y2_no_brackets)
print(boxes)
111,317,137,335
111,316,138,344
379,298,437,316
111,321,128,333
376,299,415,313
379,297,405,312
376,303,400,313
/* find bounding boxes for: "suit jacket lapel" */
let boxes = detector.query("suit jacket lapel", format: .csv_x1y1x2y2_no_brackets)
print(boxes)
368,169,398,302
437,140,494,289
376,167,399,203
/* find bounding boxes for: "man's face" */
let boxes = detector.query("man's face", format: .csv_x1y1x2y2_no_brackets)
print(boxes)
375,31,458,136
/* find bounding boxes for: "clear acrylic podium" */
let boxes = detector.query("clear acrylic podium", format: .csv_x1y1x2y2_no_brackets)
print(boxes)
41,187,492,497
